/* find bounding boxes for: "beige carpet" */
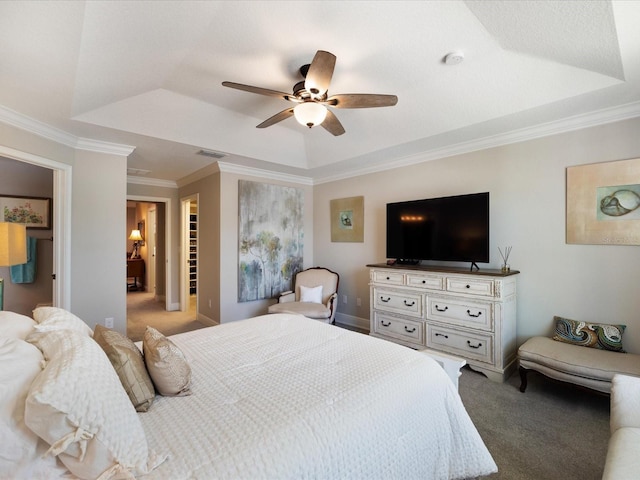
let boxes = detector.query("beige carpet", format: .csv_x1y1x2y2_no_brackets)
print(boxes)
126,291,207,342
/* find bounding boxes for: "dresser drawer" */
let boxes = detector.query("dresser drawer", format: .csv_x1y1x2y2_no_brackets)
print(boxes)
373,312,424,344
406,273,444,290
372,270,405,286
427,325,493,365
373,287,423,318
427,296,493,331
446,277,495,297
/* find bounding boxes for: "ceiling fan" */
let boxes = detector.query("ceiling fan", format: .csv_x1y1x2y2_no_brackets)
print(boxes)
222,50,398,136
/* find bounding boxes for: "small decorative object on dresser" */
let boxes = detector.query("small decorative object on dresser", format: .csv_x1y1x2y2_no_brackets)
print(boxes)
368,263,519,382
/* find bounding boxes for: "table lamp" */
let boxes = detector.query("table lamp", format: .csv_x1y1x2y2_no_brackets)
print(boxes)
0,222,27,310
129,229,143,259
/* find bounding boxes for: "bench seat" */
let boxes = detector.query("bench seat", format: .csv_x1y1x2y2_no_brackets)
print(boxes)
518,336,640,393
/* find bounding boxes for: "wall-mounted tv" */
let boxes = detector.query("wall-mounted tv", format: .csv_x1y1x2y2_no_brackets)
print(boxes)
386,192,489,266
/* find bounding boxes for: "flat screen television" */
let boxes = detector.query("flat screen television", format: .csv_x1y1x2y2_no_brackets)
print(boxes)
386,192,489,266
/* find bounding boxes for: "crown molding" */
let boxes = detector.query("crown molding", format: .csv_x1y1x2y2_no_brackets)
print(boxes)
0,105,135,156
127,175,178,189
314,100,640,184
176,161,313,188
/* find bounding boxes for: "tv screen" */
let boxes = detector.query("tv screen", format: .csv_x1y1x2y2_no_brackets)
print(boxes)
386,192,489,264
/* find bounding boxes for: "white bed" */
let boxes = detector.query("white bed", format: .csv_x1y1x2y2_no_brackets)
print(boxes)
1,310,497,479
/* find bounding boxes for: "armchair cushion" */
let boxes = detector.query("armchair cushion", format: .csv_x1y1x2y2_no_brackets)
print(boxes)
300,285,323,304
268,302,331,320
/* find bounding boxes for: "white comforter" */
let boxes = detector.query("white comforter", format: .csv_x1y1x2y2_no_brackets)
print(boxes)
139,313,496,479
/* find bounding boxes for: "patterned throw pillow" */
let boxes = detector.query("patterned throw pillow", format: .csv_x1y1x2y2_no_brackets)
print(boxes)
552,316,626,352
93,325,155,412
143,326,192,396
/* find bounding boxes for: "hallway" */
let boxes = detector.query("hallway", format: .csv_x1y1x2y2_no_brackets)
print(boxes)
126,291,206,341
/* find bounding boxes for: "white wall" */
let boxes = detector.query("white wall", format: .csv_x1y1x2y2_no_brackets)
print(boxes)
314,117,640,353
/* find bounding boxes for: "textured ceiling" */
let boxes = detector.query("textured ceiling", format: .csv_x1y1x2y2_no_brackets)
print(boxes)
0,1,639,184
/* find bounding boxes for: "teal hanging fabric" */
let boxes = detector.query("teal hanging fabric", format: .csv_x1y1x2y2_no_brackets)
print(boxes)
11,236,37,284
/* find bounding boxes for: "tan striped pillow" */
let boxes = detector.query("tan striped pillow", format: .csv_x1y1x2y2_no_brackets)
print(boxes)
93,325,155,412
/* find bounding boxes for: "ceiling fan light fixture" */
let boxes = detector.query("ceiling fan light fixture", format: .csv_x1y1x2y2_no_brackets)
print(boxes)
293,102,327,128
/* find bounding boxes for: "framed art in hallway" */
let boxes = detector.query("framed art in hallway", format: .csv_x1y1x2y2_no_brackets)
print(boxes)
567,157,640,245
0,194,51,229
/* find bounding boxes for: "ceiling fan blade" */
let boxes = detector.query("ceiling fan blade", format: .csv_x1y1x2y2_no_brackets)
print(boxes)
325,93,398,108
305,50,336,98
222,81,293,101
321,109,345,136
256,108,294,128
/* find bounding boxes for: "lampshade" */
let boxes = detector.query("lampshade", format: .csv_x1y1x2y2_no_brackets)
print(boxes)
0,222,27,266
293,102,327,128
128,229,143,242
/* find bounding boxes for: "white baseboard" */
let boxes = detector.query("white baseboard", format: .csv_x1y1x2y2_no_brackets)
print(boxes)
197,312,219,327
335,312,369,333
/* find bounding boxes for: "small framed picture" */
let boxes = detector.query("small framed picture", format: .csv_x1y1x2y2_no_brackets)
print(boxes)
0,195,52,229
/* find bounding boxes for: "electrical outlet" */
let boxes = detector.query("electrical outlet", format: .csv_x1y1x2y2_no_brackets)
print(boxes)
104,317,114,328
342,295,347,304
356,297,362,307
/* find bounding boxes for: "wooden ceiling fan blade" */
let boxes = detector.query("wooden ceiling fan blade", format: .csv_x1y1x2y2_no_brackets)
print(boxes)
256,108,294,128
222,81,293,101
305,50,336,98
325,93,398,108
321,109,345,136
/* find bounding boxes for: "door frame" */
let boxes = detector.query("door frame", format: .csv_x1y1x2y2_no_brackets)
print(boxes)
127,194,174,311
0,145,71,309
180,194,198,314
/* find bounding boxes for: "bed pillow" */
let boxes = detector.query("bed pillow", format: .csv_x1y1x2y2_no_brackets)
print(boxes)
93,325,155,412
552,316,626,352
25,330,166,479
143,326,192,396
0,311,36,339
300,285,323,304
32,307,93,337
0,337,44,476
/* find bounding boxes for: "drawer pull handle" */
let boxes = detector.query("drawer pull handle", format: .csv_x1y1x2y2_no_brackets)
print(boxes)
381,320,391,327
435,333,449,339
380,296,391,303
403,300,415,307
422,280,426,284
467,341,483,349
467,310,482,318
435,305,448,312
386,276,390,280
466,284,471,289
404,326,416,333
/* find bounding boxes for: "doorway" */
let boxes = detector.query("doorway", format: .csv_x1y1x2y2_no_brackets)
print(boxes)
180,195,198,315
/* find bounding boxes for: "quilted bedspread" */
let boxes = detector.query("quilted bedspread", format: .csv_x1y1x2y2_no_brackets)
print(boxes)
139,313,497,479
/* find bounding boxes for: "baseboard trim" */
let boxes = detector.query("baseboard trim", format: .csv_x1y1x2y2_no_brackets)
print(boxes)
335,312,369,333
197,312,219,327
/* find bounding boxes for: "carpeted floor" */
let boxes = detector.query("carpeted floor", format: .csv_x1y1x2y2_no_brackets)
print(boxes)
126,290,207,342
459,366,610,480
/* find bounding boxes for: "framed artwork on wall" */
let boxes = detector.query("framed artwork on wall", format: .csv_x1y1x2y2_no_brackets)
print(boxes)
567,157,640,245
0,195,51,229
330,196,364,242
238,180,304,302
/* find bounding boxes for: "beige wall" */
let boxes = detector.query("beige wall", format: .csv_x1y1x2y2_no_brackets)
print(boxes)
314,117,640,353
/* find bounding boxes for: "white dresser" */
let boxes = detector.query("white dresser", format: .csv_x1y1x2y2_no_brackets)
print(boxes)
368,264,519,382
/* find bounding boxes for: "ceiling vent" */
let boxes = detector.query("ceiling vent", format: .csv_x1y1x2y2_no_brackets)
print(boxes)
197,149,227,159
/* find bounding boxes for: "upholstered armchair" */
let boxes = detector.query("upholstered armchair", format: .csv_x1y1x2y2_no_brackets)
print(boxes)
268,267,340,324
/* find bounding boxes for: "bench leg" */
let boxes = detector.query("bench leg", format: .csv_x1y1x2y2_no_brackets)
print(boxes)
519,366,528,392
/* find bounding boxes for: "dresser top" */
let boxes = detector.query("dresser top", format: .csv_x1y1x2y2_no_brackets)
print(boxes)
366,263,520,277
